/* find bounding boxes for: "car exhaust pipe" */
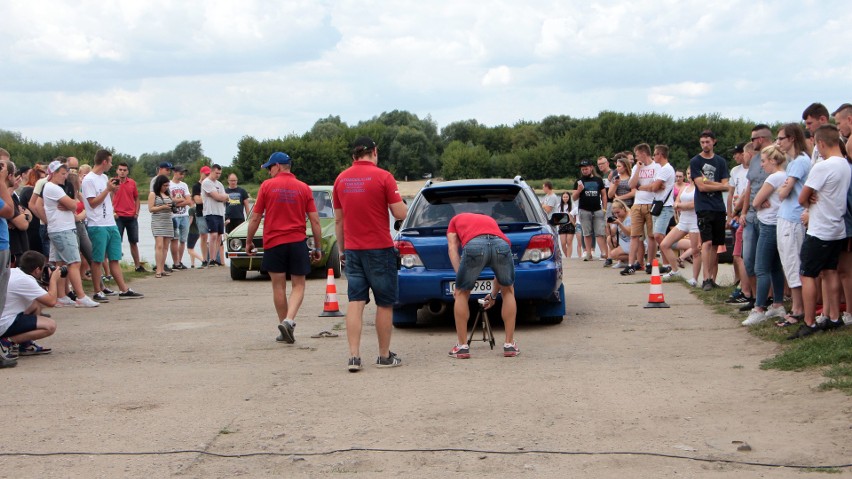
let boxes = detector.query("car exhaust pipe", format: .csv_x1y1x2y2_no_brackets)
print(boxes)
427,300,447,316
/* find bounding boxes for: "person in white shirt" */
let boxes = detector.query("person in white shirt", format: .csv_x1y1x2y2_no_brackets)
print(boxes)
649,145,676,271
201,164,228,267
790,125,850,339
81,149,144,301
169,166,193,270
42,161,98,307
0,251,61,362
622,143,660,275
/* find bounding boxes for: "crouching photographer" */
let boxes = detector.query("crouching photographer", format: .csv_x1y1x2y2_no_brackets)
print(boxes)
0,251,60,368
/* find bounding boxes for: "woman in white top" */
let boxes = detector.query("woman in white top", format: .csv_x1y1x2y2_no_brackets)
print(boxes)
660,169,702,286
742,145,788,326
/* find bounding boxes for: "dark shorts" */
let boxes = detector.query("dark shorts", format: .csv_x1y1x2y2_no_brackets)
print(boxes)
204,215,225,235
456,235,515,290
558,223,575,235
261,241,311,275
225,217,245,234
115,216,139,244
3,312,38,338
697,210,726,246
187,232,200,250
800,235,844,277
345,248,399,307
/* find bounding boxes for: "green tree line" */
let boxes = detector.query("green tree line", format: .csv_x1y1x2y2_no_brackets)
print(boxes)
3,110,771,186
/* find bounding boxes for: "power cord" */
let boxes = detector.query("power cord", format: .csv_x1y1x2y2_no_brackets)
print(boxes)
1,447,850,469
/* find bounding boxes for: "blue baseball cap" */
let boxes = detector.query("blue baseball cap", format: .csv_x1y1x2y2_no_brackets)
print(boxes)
158,162,173,170
262,152,291,169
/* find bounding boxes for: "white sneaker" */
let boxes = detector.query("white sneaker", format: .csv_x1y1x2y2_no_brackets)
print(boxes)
843,311,852,326
742,309,767,326
612,261,627,269
816,314,828,325
662,270,681,280
686,278,698,287
56,296,75,307
75,296,100,308
765,305,786,320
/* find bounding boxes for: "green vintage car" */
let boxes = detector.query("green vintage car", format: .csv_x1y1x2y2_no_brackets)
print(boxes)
226,185,341,280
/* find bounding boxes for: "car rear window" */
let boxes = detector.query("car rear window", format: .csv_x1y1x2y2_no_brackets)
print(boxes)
407,187,537,228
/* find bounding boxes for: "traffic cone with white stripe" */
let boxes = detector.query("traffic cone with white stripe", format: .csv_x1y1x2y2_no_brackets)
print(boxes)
319,268,344,317
644,259,670,309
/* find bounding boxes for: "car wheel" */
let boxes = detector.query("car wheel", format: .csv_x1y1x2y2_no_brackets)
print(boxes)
329,243,342,279
230,265,247,281
392,305,419,328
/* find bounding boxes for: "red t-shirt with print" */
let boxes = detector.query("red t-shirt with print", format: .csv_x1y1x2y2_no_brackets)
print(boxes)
447,213,510,247
333,160,402,250
253,171,316,249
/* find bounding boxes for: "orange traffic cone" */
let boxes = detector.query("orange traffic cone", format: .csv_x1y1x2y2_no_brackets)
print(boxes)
644,259,670,309
320,268,344,317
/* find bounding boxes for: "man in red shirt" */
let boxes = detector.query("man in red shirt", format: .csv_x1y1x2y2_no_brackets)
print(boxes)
112,162,146,272
246,152,322,344
447,213,518,358
333,137,408,372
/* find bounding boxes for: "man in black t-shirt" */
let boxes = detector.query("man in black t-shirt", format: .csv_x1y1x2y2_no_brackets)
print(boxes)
572,159,608,261
689,130,730,291
224,173,250,234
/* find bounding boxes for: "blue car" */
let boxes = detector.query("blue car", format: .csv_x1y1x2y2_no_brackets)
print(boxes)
392,176,568,327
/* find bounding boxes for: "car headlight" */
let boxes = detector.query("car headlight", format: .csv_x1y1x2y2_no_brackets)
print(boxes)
229,238,243,251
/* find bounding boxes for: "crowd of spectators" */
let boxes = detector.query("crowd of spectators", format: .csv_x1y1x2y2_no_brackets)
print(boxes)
556,102,852,339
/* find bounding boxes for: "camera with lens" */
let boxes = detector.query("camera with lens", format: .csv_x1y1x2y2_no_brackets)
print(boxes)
41,264,68,284
607,216,617,223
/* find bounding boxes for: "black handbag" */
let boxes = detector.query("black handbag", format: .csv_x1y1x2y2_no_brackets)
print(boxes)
650,188,672,216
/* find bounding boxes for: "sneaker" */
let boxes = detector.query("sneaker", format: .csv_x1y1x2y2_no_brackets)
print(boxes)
603,259,613,267
583,254,593,262
659,265,672,274
449,344,471,359
347,357,362,372
765,305,787,320
788,323,820,340
662,270,681,280
843,312,852,326
376,351,402,368
503,342,520,357
702,279,715,291
164,265,173,273
725,289,744,303
815,314,828,326
92,292,109,303
178,263,188,270
0,338,18,368
118,289,145,300
645,263,653,274
742,309,767,326
18,341,52,356
200,261,209,268
214,261,224,267
67,290,77,301
101,287,118,296
823,318,845,331
277,320,296,344
135,265,149,273
75,296,100,308
57,296,76,307
612,261,627,269
619,266,636,276
686,278,698,287
738,299,756,312
726,294,751,305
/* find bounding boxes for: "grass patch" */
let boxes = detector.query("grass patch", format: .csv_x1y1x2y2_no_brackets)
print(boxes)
687,282,852,395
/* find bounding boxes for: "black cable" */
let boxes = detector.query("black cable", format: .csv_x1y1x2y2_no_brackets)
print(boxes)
1,447,850,469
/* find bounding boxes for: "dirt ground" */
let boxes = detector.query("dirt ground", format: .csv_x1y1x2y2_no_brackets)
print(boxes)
3,258,851,478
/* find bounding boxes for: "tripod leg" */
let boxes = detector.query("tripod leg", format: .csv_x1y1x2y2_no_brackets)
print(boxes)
483,310,495,349
467,309,481,346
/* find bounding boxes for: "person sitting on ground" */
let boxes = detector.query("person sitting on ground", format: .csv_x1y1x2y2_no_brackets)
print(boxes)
447,212,519,359
606,200,633,267
0,251,60,366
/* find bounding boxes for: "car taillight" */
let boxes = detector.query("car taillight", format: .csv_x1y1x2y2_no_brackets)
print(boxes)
395,240,424,268
520,234,554,263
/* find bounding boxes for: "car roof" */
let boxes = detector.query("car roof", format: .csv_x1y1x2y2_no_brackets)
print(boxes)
310,185,333,192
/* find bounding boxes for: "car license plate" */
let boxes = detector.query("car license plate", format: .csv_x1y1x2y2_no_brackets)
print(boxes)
448,280,494,295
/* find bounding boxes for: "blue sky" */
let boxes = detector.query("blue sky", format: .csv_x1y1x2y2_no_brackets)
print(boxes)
1,0,849,164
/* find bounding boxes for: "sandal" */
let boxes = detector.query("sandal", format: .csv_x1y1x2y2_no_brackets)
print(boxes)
310,330,339,338
776,314,803,327
155,273,162,278
676,258,685,269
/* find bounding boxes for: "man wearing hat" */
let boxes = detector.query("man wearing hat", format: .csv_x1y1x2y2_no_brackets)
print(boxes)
150,162,173,192
333,137,408,371
245,152,322,344
169,165,193,269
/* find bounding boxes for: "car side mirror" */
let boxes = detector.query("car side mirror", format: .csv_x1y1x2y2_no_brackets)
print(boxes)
549,212,569,226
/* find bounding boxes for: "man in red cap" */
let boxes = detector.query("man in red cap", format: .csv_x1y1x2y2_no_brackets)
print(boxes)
245,152,322,344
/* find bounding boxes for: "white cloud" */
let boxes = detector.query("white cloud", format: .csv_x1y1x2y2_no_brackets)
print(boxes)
482,66,512,87
647,82,712,106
